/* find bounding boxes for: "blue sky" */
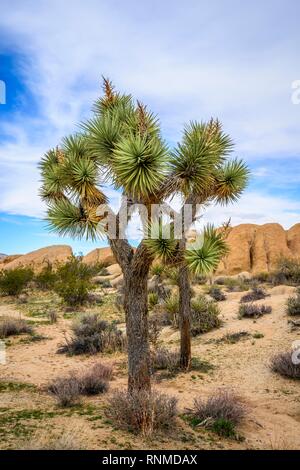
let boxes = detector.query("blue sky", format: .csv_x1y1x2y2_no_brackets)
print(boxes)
0,0,300,255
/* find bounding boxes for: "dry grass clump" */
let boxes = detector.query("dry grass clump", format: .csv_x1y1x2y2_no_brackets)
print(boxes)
270,351,300,380
240,287,268,303
48,362,113,406
58,313,126,355
151,347,180,373
238,303,272,319
286,288,300,316
21,428,85,450
107,389,177,437
0,316,33,338
187,389,247,438
208,286,227,301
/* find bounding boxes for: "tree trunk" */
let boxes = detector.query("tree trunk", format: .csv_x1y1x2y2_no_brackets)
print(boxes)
124,268,151,393
179,264,192,370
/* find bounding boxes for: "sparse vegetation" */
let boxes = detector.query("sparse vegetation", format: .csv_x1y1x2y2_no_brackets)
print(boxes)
148,292,159,309
163,294,179,325
286,288,300,316
187,389,247,438
190,296,221,335
272,258,300,285
208,286,227,301
270,351,300,379
0,267,34,296
0,316,33,338
107,389,177,437
240,287,268,303
48,373,82,407
34,263,57,290
53,257,96,306
58,313,126,355
238,303,272,319
151,347,180,374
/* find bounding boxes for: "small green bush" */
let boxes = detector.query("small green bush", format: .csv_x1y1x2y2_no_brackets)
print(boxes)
272,258,300,285
148,292,159,309
0,267,34,296
190,296,221,335
34,263,57,290
286,289,300,316
53,257,96,306
163,294,179,325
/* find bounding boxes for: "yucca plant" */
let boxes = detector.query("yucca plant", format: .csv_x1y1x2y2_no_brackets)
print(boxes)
39,77,249,390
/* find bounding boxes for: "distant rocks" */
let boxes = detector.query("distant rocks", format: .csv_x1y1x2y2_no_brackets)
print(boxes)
1,246,72,272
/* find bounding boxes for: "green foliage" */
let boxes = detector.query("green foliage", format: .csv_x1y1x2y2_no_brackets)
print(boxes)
211,418,237,438
273,258,300,285
34,263,57,290
163,294,179,325
190,295,221,335
0,267,34,296
53,257,95,306
148,292,159,309
286,289,300,316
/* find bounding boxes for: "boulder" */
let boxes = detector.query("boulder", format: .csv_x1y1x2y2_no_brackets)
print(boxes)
2,245,72,273
83,247,115,266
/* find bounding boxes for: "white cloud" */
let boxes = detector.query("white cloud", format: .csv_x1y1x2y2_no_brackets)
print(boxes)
0,0,300,229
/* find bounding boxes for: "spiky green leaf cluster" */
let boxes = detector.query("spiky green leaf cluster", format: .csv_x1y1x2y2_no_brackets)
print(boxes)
185,225,229,275
143,222,179,263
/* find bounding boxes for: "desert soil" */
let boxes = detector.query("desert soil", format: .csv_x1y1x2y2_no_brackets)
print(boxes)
0,285,299,450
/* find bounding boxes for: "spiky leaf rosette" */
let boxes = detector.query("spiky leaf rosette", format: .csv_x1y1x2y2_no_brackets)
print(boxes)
144,222,179,263
170,120,234,197
185,225,229,275
214,158,250,204
112,134,168,198
47,199,105,241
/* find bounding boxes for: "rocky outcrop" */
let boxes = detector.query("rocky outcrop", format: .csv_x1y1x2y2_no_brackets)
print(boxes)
217,223,300,275
2,246,72,272
83,247,116,266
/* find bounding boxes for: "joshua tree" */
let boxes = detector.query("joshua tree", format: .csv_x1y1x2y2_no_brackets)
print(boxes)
39,78,248,391
146,120,249,369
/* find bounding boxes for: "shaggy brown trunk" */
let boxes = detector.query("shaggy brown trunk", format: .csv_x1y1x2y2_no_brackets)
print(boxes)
124,268,151,394
179,264,192,370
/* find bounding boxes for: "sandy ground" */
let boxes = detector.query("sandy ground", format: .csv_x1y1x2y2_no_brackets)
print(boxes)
0,285,299,450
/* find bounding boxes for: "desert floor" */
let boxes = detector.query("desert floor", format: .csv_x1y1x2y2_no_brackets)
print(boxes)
0,283,299,450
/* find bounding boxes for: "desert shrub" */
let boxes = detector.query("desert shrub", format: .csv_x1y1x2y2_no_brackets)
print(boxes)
191,273,207,285
208,286,227,301
190,296,221,336
163,294,179,325
164,267,180,286
240,287,268,303
188,389,246,437
48,363,112,405
286,289,300,316
107,389,177,436
47,310,58,324
148,315,162,347
252,272,270,283
0,267,34,296
223,278,249,292
272,258,300,285
48,373,81,407
151,347,180,373
238,303,272,319
270,351,300,379
53,257,96,306
79,363,112,395
58,313,126,355
148,292,159,309
0,316,33,338
34,263,57,290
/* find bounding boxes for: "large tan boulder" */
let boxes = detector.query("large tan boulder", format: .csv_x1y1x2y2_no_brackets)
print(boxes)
287,223,300,258
2,246,72,272
217,223,299,275
83,247,115,266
